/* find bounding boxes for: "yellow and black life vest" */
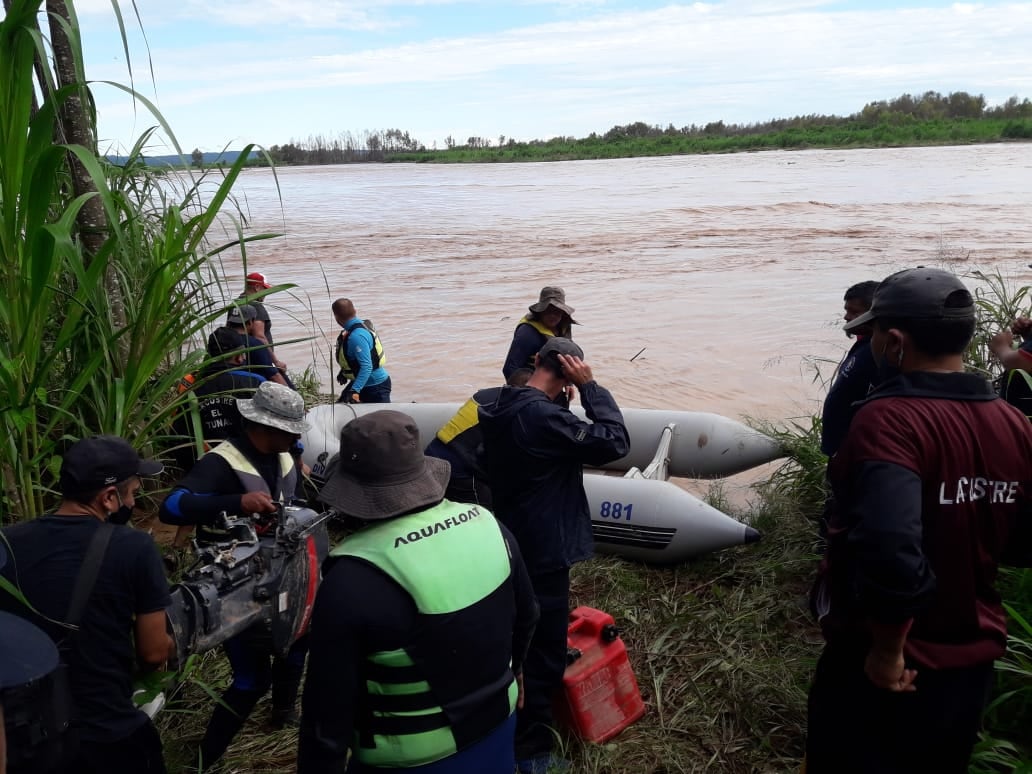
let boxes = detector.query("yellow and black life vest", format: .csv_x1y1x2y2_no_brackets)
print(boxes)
336,321,387,382
513,316,554,370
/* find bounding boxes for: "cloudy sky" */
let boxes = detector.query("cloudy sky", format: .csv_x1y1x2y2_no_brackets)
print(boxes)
73,0,1032,154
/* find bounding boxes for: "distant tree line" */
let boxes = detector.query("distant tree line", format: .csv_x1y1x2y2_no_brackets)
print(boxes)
595,91,1032,142
259,91,1032,165
267,129,426,165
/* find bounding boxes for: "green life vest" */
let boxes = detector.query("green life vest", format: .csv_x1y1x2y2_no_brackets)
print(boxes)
331,501,518,767
336,320,387,382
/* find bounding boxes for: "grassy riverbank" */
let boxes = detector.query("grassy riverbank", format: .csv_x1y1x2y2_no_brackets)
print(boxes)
154,467,824,773
153,413,1032,773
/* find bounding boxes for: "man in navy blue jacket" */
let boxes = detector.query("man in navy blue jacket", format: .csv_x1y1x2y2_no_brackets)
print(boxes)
226,304,291,388
479,337,628,774
820,280,880,457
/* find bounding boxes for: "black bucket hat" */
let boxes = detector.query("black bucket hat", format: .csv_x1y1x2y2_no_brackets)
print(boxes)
317,411,450,520
528,286,576,320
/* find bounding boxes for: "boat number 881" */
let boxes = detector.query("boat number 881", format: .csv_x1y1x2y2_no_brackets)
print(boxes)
598,501,633,521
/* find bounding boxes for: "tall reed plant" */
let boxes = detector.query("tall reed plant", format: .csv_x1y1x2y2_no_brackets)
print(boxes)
0,0,284,521
964,267,1032,377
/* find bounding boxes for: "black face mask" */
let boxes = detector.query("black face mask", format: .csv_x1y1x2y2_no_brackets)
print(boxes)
107,492,134,525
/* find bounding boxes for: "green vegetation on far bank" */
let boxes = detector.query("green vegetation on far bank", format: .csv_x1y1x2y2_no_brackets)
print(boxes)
255,90,1032,167
388,116,1032,163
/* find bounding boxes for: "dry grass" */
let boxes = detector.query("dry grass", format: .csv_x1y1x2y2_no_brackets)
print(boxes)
560,492,821,774
156,482,822,773
155,650,302,773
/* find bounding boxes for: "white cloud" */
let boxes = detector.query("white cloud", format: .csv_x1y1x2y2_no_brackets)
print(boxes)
86,1,1032,149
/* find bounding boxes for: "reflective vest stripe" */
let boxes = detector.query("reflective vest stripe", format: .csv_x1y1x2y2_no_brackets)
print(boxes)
209,440,296,500
434,396,480,444
336,322,387,380
517,315,554,339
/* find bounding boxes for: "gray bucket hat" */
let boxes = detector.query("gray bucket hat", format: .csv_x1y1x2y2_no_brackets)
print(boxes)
528,286,575,319
317,410,450,520
237,382,310,435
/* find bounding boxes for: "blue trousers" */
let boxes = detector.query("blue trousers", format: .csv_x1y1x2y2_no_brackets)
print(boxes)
198,633,308,768
347,712,516,774
338,376,392,404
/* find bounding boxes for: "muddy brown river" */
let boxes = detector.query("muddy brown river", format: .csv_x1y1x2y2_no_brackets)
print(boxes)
210,144,1032,436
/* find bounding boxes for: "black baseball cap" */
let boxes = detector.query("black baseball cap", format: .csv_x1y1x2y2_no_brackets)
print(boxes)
537,337,584,365
208,326,245,358
844,268,974,333
0,544,59,689
58,435,164,495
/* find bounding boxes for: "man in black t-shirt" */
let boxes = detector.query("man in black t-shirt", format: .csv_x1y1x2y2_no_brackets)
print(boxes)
227,303,294,389
0,436,172,774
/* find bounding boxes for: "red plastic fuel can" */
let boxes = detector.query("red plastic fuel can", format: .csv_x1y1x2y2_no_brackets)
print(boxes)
554,606,646,743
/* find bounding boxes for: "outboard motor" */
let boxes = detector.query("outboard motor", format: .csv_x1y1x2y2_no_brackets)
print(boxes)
167,505,330,661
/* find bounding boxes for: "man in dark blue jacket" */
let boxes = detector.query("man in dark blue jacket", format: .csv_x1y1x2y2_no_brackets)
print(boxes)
227,304,291,388
820,280,880,457
479,337,629,774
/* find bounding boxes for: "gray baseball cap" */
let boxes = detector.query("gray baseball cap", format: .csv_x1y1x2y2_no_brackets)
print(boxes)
538,337,584,361
844,268,974,332
226,303,257,327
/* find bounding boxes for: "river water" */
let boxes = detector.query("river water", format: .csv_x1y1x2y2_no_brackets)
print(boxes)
213,144,1032,430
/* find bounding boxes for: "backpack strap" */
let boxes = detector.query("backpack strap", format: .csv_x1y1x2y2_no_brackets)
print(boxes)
64,522,114,627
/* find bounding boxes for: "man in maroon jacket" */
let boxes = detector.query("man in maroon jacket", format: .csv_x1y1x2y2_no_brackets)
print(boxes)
806,267,1032,774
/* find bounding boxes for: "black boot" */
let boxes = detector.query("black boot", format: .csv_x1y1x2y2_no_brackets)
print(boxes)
198,686,264,770
268,653,305,729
